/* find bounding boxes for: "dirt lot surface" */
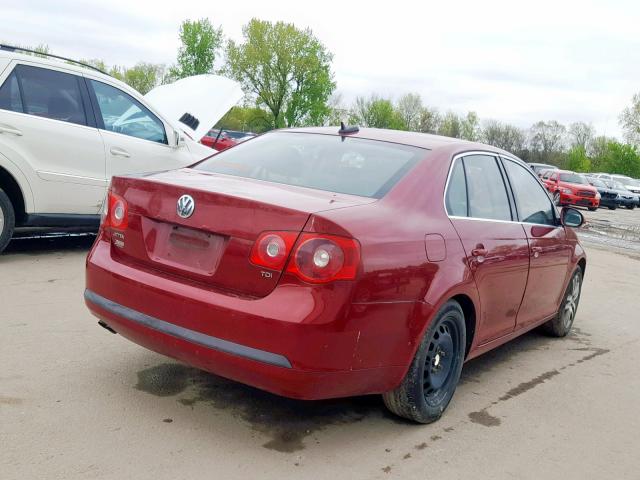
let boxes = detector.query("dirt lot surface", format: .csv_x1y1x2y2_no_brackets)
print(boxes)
2,209,639,479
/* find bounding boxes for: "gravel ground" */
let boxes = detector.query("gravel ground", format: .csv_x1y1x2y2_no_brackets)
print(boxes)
1,215,639,480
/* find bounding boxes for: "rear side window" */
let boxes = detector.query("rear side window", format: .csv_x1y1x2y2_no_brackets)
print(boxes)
15,65,86,126
463,155,512,221
194,132,424,198
0,71,23,112
445,158,468,216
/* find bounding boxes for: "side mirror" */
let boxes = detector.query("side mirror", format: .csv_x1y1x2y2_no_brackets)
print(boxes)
169,128,183,148
561,207,584,228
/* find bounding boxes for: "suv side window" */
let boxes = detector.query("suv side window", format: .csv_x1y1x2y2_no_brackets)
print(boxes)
89,80,167,144
15,65,87,126
503,158,556,226
462,154,512,221
0,71,23,113
445,158,468,216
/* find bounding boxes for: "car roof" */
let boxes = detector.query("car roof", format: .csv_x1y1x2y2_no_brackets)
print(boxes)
283,126,515,155
0,48,114,82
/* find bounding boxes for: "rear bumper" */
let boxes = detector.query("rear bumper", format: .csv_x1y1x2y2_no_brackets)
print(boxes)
85,238,415,400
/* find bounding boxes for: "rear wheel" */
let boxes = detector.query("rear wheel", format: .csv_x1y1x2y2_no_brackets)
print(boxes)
626,205,636,210
608,205,616,210
543,268,583,337
0,188,15,253
383,300,466,423
588,206,597,211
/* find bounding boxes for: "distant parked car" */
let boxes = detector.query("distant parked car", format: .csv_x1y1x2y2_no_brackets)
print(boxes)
585,177,620,210
528,162,558,176
603,180,639,209
85,127,587,424
200,129,256,151
542,170,600,210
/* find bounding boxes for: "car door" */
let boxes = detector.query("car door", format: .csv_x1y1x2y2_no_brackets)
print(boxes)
0,63,106,214
501,157,572,327
446,153,530,344
86,79,195,179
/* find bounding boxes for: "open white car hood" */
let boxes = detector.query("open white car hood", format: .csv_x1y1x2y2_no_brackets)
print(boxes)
145,75,243,142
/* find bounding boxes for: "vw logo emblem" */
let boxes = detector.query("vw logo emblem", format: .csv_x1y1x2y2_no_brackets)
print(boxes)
177,194,195,218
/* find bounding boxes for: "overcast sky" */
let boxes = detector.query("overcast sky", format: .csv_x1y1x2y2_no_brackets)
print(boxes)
3,0,638,138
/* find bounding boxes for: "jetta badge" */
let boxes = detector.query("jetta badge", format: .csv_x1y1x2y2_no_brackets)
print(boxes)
177,194,195,218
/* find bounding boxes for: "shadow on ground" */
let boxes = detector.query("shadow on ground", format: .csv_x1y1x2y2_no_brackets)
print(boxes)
134,327,571,453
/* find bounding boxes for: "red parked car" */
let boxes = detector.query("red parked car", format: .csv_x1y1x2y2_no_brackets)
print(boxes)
85,127,587,423
541,169,600,210
200,129,255,151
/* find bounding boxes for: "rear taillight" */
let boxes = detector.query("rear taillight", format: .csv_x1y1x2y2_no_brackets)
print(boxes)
250,231,298,270
102,191,128,230
250,231,361,284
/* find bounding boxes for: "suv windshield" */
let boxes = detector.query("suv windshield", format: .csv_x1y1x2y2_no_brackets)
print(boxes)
194,132,425,198
589,178,606,188
559,173,587,185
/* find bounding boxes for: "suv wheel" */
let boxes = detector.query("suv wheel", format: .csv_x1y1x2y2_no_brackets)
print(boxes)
0,188,15,253
383,300,466,423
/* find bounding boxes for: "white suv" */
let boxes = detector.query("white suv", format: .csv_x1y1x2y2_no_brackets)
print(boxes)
0,46,242,252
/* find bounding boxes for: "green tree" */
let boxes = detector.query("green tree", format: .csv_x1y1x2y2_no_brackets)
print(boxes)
603,142,640,177
170,18,223,80
567,145,591,172
417,107,441,134
461,112,480,141
216,106,272,133
225,19,335,128
620,93,640,146
350,95,405,129
122,63,163,94
438,112,463,138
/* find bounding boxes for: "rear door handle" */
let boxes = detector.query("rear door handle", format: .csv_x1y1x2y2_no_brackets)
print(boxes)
110,147,130,158
0,125,23,136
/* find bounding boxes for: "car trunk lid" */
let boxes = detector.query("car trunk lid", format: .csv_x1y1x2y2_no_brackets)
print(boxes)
109,169,374,297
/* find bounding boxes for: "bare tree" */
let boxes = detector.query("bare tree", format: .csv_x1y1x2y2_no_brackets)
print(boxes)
529,120,567,164
482,120,526,153
395,93,423,132
619,93,640,146
568,122,595,150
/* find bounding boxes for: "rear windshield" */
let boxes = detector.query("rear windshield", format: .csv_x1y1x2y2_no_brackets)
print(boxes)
193,132,425,198
559,173,587,184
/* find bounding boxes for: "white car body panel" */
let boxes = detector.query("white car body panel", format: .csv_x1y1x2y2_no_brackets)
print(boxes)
145,75,244,142
0,49,240,220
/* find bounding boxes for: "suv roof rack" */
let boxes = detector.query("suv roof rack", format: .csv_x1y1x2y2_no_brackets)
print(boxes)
0,44,110,76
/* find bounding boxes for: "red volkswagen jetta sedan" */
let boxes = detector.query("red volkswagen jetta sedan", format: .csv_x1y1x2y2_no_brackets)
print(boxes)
85,127,586,423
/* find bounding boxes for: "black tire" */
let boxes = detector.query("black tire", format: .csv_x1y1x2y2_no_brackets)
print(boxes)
588,207,597,211
552,191,561,206
383,300,466,424
0,188,15,253
627,205,636,210
543,268,583,337
608,206,616,210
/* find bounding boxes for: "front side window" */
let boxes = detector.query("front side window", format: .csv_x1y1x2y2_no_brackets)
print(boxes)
0,71,23,113
463,155,512,221
194,132,423,198
15,65,86,125
90,80,166,144
503,159,556,226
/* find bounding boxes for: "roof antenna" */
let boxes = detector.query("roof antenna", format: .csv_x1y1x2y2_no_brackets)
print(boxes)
339,121,359,136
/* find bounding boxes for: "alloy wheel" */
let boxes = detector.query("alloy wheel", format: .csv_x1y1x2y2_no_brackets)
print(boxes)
561,273,581,329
